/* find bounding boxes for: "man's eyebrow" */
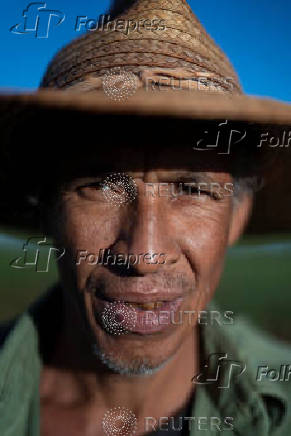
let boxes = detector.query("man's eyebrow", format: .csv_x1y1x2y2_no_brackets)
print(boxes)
156,172,217,184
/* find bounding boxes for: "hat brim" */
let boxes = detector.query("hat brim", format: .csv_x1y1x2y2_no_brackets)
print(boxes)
0,88,291,124
2,87,289,181
0,88,290,233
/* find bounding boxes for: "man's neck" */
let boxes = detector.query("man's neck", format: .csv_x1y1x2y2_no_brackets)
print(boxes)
39,287,198,433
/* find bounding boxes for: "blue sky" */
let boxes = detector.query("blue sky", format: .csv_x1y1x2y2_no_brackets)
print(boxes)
1,0,290,101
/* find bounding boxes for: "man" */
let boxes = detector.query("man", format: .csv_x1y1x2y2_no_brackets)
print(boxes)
0,0,291,435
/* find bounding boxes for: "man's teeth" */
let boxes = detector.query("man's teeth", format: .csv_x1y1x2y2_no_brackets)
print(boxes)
128,301,164,310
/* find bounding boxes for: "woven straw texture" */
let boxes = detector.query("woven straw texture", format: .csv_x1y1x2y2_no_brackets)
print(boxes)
0,0,290,128
40,0,242,94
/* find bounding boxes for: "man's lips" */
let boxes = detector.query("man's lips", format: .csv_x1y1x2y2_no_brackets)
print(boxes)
92,293,185,335
92,288,184,303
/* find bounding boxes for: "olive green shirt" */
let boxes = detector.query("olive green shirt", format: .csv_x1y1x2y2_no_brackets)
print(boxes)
1,292,291,435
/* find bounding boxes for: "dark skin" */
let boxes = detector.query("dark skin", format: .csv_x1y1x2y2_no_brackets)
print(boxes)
39,145,253,436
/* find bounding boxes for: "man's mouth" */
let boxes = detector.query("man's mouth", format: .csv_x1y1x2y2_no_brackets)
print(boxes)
91,292,184,335
123,301,166,310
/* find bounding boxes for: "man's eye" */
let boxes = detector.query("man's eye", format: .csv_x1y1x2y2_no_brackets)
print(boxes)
184,186,211,196
77,182,103,200
171,183,212,198
167,183,224,202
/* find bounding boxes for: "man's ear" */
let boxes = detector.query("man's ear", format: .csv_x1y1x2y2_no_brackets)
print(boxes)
228,193,253,246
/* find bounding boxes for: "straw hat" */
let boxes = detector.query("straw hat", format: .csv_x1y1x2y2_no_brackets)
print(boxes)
0,0,290,230
1,0,291,122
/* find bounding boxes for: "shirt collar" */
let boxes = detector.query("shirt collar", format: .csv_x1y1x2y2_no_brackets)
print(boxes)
190,301,288,435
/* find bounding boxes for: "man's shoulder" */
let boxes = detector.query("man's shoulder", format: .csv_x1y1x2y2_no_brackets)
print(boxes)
0,318,18,349
0,314,37,358
0,284,63,367
0,313,41,436
207,301,291,364
228,316,291,367
201,303,291,435
223,314,291,435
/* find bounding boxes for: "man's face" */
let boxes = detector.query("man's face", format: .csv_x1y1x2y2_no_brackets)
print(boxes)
51,145,249,375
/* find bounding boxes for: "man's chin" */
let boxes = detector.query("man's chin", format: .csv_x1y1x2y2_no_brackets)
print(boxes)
92,344,175,376
88,317,190,376
85,290,193,376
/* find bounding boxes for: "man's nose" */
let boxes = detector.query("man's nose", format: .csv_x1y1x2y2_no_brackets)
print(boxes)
113,184,180,274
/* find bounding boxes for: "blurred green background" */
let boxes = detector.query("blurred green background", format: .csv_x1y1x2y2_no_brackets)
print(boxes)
1,226,290,343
